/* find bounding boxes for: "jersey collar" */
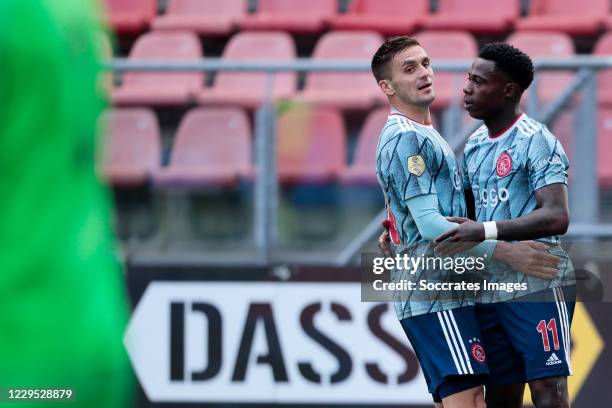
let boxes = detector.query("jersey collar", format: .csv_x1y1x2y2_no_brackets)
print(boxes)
487,113,524,141
389,107,433,128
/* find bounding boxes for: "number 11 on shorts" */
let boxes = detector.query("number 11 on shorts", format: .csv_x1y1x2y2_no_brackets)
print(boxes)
537,318,560,352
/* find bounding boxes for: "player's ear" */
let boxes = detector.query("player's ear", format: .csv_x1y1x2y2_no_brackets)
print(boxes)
504,82,519,99
379,79,396,97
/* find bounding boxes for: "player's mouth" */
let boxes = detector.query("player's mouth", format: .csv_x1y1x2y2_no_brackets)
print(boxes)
418,82,432,92
464,99,475,110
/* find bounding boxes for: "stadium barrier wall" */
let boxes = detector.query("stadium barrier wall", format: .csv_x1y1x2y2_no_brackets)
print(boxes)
125,264,612,407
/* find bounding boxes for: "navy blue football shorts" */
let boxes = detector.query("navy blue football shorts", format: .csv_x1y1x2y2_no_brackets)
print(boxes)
475,285,576,386
400,306,489,402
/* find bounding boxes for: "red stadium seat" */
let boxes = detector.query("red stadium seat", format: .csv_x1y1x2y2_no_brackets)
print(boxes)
516,0,607,35
198,31,297,108
340,107,388,185
294,31,384,110
328,0,428,36
277,107,346,184
99,108,161,186
155,108,252,187
152,0,246,35
594,33,612,106
102,0,157,34
506,31,574,104
112,31,203,106
424,0,518,34
239,0,337,34
597,107,612,187
414,31,478,109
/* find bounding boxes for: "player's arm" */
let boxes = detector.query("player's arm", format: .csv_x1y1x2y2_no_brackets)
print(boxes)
406,193,493,255
435,184,568,244
385,131,494,259
407,194,558,279
434,131,570,247
494,183,568,239
379,134,557,278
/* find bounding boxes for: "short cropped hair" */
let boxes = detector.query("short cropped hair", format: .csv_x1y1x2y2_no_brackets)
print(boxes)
371,36,421,82
479,42,534,90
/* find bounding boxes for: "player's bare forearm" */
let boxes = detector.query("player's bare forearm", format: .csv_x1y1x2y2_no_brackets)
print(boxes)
496,183,569,240
434,184,569,244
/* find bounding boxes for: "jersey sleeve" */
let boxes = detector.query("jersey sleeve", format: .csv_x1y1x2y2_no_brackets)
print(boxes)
387,131,439,201
527,130,570,191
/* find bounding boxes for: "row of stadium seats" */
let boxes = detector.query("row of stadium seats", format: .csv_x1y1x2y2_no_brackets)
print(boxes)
101,106,380,187
100,106,612,189
111,29,612,109
103,0,612,36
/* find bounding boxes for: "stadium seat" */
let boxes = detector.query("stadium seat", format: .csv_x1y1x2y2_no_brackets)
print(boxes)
99,108,161,186
414,31,478,109
506,32,574,104
597,107,612,187
102,0,157,34
277,107,346,184
152,0,246,35
198,31,297,108
594,33,612,106
239,0,336,34
340,107,388,185
294,31,384,110
154,108,252,187
328,0,428,36
112,31,203,106
423,0,518,34
516,0,607,35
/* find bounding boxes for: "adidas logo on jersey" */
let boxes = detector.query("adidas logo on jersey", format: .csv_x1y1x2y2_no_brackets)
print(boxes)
546,352,563,366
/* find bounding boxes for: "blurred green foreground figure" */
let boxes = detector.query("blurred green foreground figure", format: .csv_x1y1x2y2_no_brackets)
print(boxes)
0,0,132,406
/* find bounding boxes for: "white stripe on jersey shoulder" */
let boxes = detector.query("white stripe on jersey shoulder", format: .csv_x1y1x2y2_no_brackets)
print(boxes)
518,115,544,137
396,116,417,132
380,117,418,144
393,115,409,132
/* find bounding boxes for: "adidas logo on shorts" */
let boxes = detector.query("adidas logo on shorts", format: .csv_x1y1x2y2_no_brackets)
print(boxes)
546,352,563,366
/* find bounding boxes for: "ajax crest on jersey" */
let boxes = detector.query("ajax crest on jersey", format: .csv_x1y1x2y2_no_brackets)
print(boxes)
407,155,426,176
496,151,513,177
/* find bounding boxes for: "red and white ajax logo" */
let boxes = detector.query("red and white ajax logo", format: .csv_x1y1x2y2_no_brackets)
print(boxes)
469,337,486,363
496,151,513,177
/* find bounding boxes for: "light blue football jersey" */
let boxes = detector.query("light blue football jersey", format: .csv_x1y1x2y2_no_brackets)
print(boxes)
376,111,470,318
462,113,575,302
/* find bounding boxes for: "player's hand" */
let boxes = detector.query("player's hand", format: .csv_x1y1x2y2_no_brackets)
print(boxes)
378,220,392,257
433,217,483,256
495,241,560,280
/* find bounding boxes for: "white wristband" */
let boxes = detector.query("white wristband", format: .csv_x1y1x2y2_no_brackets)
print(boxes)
483,221,498,240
